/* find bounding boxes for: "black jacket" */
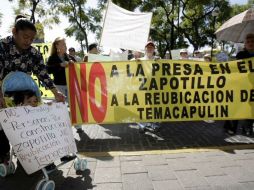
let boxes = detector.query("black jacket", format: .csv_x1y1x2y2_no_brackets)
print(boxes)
47,53,75,85
236,49,254,60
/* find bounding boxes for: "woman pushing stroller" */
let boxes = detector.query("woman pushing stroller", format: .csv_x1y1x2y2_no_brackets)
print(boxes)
0,14,68,167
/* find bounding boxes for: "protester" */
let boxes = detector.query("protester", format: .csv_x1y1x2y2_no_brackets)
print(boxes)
202,54,216,124
179,49,189,60
46,37,79,169
140,41,160,60
68,47,82,62
204,53,212,62
47,38,82,125
47,37,74,97
224,33,254,135
0,15,65,164
137,41,160,133
193,50,202,58
83,43,99,62
13,90,39,107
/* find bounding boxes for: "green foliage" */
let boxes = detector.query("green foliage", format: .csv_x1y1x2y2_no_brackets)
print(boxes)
179,0,231,51
7,0,252,56
34,21,44,42
98,0,142,11
230,0,253,17
50,0,102,53
10,0,60,27
98,0,232,57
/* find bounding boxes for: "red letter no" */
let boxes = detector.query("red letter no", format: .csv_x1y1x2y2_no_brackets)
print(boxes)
89,63,107,123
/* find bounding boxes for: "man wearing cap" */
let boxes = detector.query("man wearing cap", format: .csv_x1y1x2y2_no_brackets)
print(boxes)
137,41,161,133
179,49,189,60
140,41,159,60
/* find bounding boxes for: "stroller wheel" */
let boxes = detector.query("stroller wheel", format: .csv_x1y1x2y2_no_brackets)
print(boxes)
74,158,81,171
74,158,87,171
8,161,15,174
35,179,47,190
42,180,55,190
0,163,7,177
79,159,87,171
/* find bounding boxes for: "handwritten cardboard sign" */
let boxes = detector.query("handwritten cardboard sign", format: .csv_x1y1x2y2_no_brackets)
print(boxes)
0,103,77,174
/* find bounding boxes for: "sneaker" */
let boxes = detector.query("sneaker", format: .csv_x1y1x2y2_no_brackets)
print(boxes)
45,163,56,172
60,155,77,162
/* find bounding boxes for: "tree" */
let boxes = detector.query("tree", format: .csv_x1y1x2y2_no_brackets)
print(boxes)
9,0,60,42
140,0,192,58
98,0,182,57
98,0,142,11
178,0,231,51
218,0,253,54
50,0,102,54
9,0,60,25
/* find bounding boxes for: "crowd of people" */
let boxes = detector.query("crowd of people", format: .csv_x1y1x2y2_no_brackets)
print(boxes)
0,13,254,174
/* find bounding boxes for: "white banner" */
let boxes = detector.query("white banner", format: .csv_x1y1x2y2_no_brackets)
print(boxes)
88,54,112,62
0,103,77,174
100,1,152,51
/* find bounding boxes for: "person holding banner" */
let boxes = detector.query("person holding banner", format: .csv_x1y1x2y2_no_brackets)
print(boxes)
140,41,159,61
47,37,83,128
68,47,82,62
138,41,161,133
47,37,75,97
0,15,65,164
83,43,99,62
193,50,203,59
46,37,80,170
225,33,254,135
179,49,189,60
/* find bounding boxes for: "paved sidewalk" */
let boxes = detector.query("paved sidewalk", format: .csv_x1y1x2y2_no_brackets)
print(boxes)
1,121,254,190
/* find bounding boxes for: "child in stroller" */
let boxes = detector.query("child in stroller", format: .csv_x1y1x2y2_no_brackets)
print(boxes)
0,71,87,190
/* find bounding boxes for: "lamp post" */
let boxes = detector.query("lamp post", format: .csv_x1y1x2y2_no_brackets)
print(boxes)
211,7,220,60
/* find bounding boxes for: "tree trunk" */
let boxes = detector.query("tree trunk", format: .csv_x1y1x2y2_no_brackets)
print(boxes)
30,0,39,24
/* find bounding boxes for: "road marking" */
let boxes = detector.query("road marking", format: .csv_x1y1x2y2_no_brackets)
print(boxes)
78,144,254,157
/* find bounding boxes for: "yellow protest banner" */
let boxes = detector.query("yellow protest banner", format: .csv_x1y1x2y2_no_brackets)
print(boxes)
66,59,254,125
32,43,54,98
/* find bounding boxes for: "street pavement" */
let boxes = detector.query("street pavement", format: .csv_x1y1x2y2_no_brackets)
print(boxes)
1,121,254,190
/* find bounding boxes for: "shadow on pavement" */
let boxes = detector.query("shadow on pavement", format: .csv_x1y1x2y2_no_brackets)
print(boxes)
55,169,94,190
0,160,93,190
75,121,254,154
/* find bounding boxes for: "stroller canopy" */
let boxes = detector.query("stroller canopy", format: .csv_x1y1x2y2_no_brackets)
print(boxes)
2,72,41,101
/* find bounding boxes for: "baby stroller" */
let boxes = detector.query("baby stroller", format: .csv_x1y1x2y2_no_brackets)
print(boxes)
0,72,87,190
